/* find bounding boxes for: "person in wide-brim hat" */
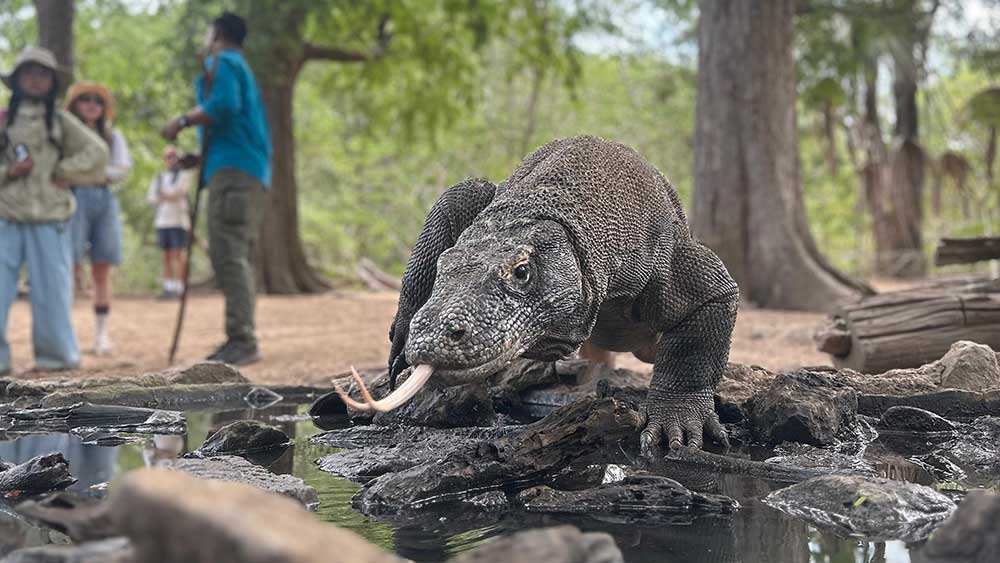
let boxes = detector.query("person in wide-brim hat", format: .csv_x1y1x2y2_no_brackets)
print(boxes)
65,81,116,122
1,46,64,90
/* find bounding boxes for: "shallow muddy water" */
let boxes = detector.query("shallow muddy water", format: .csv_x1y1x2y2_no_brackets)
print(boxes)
0,402,951,562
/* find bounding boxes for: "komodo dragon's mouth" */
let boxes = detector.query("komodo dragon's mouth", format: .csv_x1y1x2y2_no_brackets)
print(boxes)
332,345,525,413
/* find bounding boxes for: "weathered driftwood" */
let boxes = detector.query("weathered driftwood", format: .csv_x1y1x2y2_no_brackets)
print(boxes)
0,454,76,494
817,282,1000,373
935,237,1000,266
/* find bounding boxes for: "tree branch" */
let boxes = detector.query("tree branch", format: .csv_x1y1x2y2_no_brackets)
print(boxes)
302,43,369,63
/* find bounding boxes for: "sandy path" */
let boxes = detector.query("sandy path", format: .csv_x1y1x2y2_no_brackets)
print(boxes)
5,291,830,385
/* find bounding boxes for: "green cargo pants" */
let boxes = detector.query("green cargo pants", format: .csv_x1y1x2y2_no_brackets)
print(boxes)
207,168,263,346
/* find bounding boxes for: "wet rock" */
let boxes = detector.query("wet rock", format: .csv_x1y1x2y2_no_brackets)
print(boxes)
0,403,184,436
186,421,289,462
878,406,957,433
109,469,404,563
949,416,1000,475
317,446,425,483
914,490,1000,563
715,363,777,422
763,475,956,542
450,525,622,563
517,365,649,418
0,537,133,563
938,341,1000,392
0,454,76,494
859,388,1000,419
750,370,858,446
765,444,876,476
14,492,114,542
156,456,317,508
662,446,824,483
354,397,642,512
372,383,496,428
463,491,509,513
517,474,737,521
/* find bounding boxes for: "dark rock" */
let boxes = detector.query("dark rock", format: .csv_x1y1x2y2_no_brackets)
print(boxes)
662,446,824,483
450,526,622,563
763,475,956,542
487,359,560,392
312,424,515,450
354,397,642,512
186,421,289,463
0,403,184,436
878,406,958,433
156,456,317,508
750,370,858,446
0,537,133,563
859,389,1000,418
938,340,1000,392
914,490,1000,563
517,474,737,521
715,363,777,422
949,416,1000,476
0,454,76,494
14,492,114,542
316,446,425,483
109,469,404,563
463,491,509,513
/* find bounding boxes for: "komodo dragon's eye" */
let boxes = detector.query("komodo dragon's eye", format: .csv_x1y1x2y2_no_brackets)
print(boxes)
513,264,530,283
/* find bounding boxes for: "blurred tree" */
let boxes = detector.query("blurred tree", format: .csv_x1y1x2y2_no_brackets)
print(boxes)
691,0,869,311
178,0,598,294
32,0,73,93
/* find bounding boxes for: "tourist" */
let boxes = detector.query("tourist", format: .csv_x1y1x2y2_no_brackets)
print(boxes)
146,145,191,299
0,47,108,374
66,81,132,356
161,12,272,366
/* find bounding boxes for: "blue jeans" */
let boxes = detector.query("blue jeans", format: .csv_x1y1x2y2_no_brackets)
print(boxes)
0,219,80,372
70,186,122,265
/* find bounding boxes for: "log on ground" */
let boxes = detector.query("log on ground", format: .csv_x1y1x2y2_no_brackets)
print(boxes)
935,237,1000,266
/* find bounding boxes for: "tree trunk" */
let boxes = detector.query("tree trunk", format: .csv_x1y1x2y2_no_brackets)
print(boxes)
691,0,863,311
256,75,331,294
33,0,74,95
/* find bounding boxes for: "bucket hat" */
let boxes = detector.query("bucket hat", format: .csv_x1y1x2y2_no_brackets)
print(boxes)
65,81,116,121
1,46,62,89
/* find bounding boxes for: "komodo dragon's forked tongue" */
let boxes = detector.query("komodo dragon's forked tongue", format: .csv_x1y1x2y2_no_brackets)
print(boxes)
333,364,436,412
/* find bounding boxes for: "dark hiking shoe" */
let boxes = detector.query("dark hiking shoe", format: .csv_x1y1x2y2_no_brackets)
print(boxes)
206,341,232,362
216,340,262,366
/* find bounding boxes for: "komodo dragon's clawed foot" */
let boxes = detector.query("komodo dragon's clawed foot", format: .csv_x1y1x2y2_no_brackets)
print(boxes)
640,390,729,458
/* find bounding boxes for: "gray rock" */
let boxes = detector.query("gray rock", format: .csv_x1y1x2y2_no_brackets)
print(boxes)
878,406,958,433
0,503,69,558
914,490,1000,563
765,443,876,476
463,491,510,513
156,456,317,508
751,370,858,446
109,469,404,563
0,454,76,494
1,403,184,436
186,421,289,460
0,538,133,563
763,475,956,542
372,382,496,428
450,526,622,563
938,341,1000,392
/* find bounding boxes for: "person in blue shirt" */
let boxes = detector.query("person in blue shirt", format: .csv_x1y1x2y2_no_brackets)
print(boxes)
161,12,272,366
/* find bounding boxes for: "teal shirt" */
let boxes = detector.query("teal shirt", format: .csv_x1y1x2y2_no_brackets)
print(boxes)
196,50,272,187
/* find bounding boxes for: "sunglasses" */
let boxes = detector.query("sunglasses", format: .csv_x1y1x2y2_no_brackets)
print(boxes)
76,94,105,105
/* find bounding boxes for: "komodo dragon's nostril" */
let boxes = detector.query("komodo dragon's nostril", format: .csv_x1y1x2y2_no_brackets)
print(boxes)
446,322,468,342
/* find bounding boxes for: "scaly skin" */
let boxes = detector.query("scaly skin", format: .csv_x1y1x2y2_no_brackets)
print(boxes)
388,136,738,453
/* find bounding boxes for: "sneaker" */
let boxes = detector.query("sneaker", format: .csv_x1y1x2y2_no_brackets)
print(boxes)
205,341,232,362
94,330,113,357
217,340,262,366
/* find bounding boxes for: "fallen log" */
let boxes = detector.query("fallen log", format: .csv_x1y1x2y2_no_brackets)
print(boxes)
935,237,1000,266
816,281,1000,373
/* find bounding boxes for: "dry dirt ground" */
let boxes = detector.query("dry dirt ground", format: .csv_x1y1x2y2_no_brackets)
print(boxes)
6,290,832,386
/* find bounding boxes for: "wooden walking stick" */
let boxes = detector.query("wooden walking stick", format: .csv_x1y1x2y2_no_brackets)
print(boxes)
168,57,219,365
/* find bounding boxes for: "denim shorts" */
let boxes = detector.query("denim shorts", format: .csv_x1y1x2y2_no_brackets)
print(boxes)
70,186,122,265
156,227,188,250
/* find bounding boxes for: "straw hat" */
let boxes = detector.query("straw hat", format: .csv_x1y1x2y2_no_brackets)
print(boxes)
65,80,116,121
1,46,63,89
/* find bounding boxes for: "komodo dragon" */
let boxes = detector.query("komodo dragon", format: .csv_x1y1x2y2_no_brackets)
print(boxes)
336,135,739,453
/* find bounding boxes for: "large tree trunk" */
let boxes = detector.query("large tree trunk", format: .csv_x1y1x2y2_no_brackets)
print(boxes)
256,73,330,294
691,0,863,311
33,0,74,95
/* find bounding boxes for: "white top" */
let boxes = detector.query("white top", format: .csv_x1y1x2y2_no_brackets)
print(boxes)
105,129,132,187
146,169,192,229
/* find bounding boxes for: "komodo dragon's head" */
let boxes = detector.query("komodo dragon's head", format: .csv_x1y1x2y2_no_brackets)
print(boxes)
407,219,583,382
333,219,584,412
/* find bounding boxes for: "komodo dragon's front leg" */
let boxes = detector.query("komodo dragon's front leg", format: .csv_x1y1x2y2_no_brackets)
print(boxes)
388,178,497,388
640,241,738,455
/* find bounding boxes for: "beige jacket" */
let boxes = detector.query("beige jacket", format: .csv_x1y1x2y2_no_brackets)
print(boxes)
0,101,109,223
